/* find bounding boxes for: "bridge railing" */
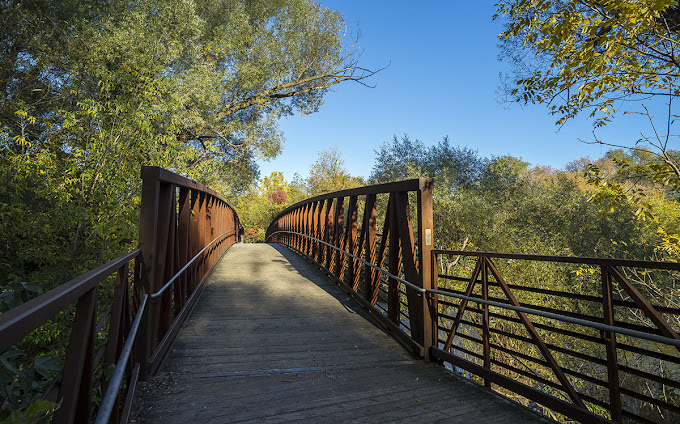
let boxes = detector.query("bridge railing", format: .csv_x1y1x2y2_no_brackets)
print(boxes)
265,179,435,356
266,180,680,424
432,251,680,424
0,166,239,424
136,166,239,377
0,250,141,423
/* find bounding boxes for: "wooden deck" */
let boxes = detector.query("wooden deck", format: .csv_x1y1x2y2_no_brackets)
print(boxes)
131,243,552,423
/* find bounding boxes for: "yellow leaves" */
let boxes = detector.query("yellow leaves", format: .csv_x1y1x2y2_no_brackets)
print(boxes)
12,135,31,147
574,267,596,276
499,0,680,128
15,109,36,125
260,171,289,197
656,227,680,258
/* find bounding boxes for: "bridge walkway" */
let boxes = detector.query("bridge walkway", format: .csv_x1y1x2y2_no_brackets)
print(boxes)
131,243,551,423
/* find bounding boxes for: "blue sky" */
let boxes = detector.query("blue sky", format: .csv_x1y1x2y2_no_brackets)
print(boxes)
258,1,653,182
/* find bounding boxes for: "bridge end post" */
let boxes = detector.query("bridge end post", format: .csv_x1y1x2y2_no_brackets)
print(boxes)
417,178,435,362
137,166,162,379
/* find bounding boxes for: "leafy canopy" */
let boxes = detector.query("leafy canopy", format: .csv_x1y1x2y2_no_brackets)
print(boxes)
371,135,485,191
305,146,364,196
1,0,377,288
496,0,680,127
495,1,680,256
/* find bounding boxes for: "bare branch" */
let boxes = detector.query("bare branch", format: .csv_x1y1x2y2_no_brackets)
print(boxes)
216,64,386,120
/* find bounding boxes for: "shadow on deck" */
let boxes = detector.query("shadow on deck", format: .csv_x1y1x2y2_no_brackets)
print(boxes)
131,243,552,423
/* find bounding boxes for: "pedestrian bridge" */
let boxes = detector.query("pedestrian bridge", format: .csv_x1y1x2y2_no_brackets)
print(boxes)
1,167,678,424
131,243,548,423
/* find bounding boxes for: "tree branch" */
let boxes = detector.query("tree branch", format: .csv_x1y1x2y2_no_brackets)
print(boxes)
216,64,386,120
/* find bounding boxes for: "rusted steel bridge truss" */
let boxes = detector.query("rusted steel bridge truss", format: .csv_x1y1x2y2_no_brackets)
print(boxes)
1,171,679,424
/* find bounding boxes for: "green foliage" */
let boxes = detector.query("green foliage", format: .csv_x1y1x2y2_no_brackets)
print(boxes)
495,0,680,127
0,399,59,424
586,150,680,259
0,348,61,422
0,275,62,422
371,135,484,191
236,187,288,243
0,282,42,313
496,1,680,262
1,0,374,288
304,146,364,196
260,172,290,198
370,135,427,182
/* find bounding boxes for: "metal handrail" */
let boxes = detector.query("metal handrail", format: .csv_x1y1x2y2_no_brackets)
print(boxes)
266,230,423,292
151,230,236,299
267,230,680,348
434,249,680,271
94,294,148,424
94,229,236,423
0,249,141,353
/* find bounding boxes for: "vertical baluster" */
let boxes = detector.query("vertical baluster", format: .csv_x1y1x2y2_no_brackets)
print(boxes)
324,198,335,270
364,194,378,304
101,264,129,423
158,184,176,340
295,207,301,250
53,288,98,423
198,192,207,283
394,191,423,344
345,196,359,287
375,195,392,311
602,265,622,422
333,198,345,277
304,203,312,255
312,200,321,261
138,168,161,373
175,187,189,313
481,258,491,387
206,196,214,267
316,199,326,264
387,193,401,324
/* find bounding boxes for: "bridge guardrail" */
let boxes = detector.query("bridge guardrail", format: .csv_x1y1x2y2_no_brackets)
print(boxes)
136,166,239,377
433,250,680,424
265,179,435,357
0,250,141,423
0,166,240,424
266,179,680,424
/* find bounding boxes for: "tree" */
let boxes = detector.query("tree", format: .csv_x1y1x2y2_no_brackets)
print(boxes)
370,135,427,183
496,1,680,126
0,0,378,287
260,172,289,197
495,0,680,167
2,0,379,184
479,155,530,193
370,134,485,191
260,171,290,204
305,146,364,196
428,138,486,190
495,0,680,256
